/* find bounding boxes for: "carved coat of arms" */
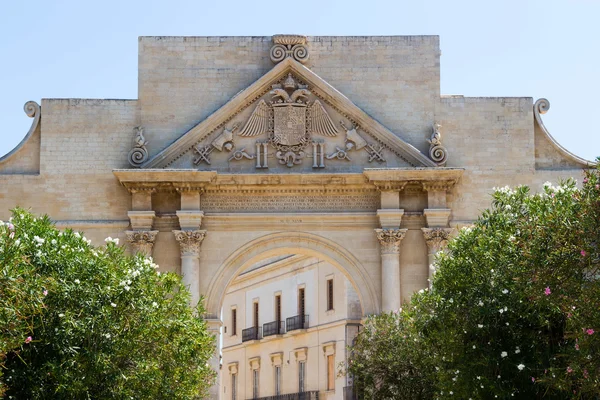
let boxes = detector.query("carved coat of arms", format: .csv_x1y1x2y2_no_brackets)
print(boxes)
239,73,338,167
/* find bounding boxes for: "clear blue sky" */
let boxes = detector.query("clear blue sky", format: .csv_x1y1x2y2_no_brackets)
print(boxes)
1,0,598,162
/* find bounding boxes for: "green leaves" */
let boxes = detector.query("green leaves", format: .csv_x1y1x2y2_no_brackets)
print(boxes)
348,165,600,399
1,209,215,399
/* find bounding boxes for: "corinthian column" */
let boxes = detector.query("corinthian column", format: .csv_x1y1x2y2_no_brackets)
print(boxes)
421,228,453,288
125,230,159,257
173,230,206,307
375,228,407,312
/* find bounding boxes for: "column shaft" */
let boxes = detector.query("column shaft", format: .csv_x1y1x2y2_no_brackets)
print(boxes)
375,228,407,312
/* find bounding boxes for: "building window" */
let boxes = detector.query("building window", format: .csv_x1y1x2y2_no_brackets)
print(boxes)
327,354,335,391
298,360,305,393
231,373,237,400
298,287,305,326
275,294,282,332
327,278,334,311
231,308,237,336
274,365,281,395
253,369,259,399
253,301,259,331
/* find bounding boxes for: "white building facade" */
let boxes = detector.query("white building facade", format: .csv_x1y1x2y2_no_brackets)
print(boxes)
221,255,362,399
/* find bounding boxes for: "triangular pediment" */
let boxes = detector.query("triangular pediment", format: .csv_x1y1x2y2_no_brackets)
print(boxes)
141,58,436,169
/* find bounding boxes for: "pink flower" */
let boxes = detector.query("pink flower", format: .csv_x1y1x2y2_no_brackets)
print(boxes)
544,287,551,296
581,250,587,257
583,178,588,184
9,232,15,239
586,329,594,335
24,336,32,344
7,223,14,231
596,184,600,190
567,367,573,373
531,377,535,383
43,290,48,296
584,369,589,379
575,344,579,350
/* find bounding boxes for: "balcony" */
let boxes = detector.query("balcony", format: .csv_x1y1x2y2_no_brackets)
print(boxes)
263,320,285,337
242,326,262,342
249,390,319,400
286,314,309,332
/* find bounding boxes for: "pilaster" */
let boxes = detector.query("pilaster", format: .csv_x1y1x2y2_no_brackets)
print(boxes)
125,230,158,257
375,228,407,312
173,230,206,308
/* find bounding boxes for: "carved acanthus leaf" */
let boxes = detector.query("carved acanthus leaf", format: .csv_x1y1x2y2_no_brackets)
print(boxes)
173,230,206,256
125,230,158,256
421,228,453,252
375,228,407,254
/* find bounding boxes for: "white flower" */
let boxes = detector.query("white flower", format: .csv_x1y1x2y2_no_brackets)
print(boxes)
515,348,520,354
124,286,130,291
449,298,454,303
499,309,504,314
152,302,158,308
110,303,117,308
59,313,65,317
418,289,424,294
509,236,516,242
33,235,45,245
478,324,484,328
104,333,111,339
501,351,508,358
502,289,509,294
104,237,119,245
478,301,484,306
543,181,552,188
51,239,57,245
517,364,525,371
473,345,476,349
74,279,80,284
74,232,81,238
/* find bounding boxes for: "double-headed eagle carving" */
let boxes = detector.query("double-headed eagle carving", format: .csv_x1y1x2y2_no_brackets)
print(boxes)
239,73,338,152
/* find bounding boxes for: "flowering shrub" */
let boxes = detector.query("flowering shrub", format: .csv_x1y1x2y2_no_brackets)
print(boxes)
349,161,600,399
0,209,216,399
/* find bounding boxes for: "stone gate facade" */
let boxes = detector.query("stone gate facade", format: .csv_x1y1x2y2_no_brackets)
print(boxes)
0,34,595,399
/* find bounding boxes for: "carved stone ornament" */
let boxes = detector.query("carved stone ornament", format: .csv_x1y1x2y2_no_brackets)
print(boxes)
421,227,453,253
375,228,407,254
211,123,239,152
427,123,448,166
270,35,309,64
239,73,338,168
172,230,206,256
125,230,158,256
128,127,149,167
340,121,386,163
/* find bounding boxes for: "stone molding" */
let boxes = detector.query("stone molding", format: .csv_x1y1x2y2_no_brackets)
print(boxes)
423,208,451,228
127,210,155,231
294,347,308,362
172,230,206,256
421,227,454,253
270,352,283,366
375,228,407,254
176,210,204,230
376,209,404,229
228,362,238,375
125,230,158,256
249,356,261,370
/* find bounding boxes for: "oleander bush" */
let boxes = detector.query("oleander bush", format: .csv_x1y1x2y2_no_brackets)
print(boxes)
0,209,216,399
349,161,600,399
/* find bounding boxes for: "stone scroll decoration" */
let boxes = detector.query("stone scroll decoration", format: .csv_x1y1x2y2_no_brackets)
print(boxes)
128,127,149,167
125,230,159,256
375,228,407,254
270,35,309,64
172,230,206,257
0,101,41,165
427,123,448,166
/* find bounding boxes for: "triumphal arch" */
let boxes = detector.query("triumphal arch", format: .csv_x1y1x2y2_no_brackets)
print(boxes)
0,34,595,398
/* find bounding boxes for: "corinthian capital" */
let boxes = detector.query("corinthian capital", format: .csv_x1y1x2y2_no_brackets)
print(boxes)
421,228,454,253
375,228,407,254
125,230,158,257
173,230,206,256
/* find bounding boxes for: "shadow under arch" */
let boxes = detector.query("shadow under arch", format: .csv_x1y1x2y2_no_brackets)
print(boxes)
204,231,379,317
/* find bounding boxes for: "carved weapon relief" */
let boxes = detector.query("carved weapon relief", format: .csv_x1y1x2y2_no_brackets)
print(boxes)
128,127,149,167
340,121,386,163
428,123,448,166
193,123,240,165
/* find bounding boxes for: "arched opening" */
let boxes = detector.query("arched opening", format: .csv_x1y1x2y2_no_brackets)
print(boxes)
208,232,373,399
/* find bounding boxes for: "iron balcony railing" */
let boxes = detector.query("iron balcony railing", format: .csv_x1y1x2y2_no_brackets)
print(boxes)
242,326,262,342
286,314,309,332
263,320,285,337
249,390,319,400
